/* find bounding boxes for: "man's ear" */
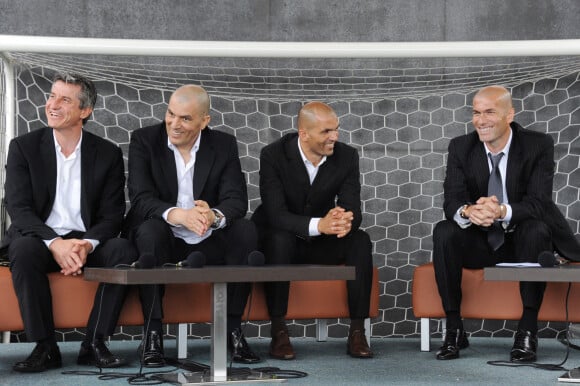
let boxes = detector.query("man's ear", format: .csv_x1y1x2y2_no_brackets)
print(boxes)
507,107,515,123
202,114,211,127
80,107,93,121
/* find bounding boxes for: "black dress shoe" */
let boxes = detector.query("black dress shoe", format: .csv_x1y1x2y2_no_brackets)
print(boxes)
510,330,537,362
13,343,62,373
77,340,126,368
139,330,165,368
228,328,261,364
436,329,469,360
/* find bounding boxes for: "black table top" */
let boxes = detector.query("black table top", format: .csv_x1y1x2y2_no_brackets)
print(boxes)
84,264,355,285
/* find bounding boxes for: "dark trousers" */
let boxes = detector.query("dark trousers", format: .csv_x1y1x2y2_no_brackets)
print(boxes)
130,217,255,324
432,219,551,331
9,235,136,342
258,228,373,320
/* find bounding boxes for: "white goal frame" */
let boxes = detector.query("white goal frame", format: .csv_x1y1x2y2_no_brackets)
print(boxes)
1,35,580,159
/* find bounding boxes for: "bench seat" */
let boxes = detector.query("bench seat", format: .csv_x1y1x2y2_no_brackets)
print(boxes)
412,262,580,351
0,266,379,357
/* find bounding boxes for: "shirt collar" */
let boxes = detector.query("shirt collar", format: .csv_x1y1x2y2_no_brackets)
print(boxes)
52,130,82,155
167,133,201,156
484,128,513,157
297,138,327,168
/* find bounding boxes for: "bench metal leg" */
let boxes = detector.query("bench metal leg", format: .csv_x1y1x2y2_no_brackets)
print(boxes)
177,323,187,359
420,318,430,352
364,318,371,347
316,319,328,341
2,331,10,344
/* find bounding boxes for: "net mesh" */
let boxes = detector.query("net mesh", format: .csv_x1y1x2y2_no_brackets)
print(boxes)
8,52,580,99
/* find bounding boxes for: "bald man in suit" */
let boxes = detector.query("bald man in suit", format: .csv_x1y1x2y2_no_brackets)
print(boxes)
252,101,374,359
432,85,580,362
124,84,260,366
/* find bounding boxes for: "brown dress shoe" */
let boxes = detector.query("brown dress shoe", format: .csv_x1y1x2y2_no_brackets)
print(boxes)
269,329,295,360
347,330,373,358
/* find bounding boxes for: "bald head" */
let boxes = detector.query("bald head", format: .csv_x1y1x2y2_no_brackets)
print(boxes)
473,85,512,112
298,101,337,131
171,84,210,115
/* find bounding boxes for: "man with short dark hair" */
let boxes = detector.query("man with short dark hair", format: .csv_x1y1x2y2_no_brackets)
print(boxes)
5,73,136,372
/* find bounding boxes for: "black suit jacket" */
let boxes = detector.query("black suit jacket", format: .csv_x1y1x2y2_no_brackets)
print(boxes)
252,132,362,239
443,122,580,260
2,127,126,246
124,122,247,234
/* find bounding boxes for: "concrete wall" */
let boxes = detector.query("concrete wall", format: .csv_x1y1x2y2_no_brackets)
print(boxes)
1,0,579,41
1,1,579,343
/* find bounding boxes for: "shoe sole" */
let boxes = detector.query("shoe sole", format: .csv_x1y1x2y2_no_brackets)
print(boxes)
78,359,126,368
347,348,374,358
269,354,295,360
13,361,62,373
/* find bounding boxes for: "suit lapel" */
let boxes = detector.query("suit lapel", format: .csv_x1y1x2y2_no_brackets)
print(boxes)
80,131,96,227
285,136,311,194
310,155,337,192
40,128,58,213
193,130,214,198
505,130,523,202
157,124,179,200
470,141,489,196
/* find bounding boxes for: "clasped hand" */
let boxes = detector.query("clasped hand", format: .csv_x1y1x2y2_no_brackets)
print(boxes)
318,206,354,238
466,195,502,227
50,238,92,276
168,200,215,236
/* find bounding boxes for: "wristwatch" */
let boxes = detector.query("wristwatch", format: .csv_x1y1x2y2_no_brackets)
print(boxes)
211,209,224,229
459,204,470,219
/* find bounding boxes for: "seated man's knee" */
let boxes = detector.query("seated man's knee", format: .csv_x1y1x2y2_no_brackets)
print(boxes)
433,220,460,244
226,218,258,250
134,218,172,246
350,229,372,253
513,219,552,254
99,238,138,266
8,237,50,273
264,229,296,265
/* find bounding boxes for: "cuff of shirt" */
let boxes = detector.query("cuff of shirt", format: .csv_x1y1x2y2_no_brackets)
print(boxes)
85,239,99,253
453,207,471,229
163,207,180,227
309,218,321,237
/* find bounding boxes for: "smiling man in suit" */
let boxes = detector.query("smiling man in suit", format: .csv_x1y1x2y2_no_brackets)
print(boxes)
432,85,580,362
252,101,374,359
5,73,136,372
123,84,260,366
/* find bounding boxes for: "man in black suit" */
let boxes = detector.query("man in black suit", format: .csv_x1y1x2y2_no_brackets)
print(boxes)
433,85,580,362
5,73,137,372
252,101,374,359
124,84,260,366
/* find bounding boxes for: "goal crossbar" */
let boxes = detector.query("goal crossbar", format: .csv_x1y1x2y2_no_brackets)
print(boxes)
1,35,580,58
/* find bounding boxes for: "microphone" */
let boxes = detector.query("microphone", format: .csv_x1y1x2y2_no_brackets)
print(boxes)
130,253,156,269
538,251,568,267
177,251,206,268
248,250,265,266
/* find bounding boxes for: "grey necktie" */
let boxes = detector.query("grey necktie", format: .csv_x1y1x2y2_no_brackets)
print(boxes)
487,152,504,250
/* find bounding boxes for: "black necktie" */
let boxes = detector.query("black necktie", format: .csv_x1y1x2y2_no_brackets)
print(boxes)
487,152,504,250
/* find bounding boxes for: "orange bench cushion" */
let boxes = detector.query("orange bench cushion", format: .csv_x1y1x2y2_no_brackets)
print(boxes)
0,266,379,331
412,262,580,322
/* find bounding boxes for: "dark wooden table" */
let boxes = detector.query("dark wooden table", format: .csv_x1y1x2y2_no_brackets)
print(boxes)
484,264,580,282
85,265,354,384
